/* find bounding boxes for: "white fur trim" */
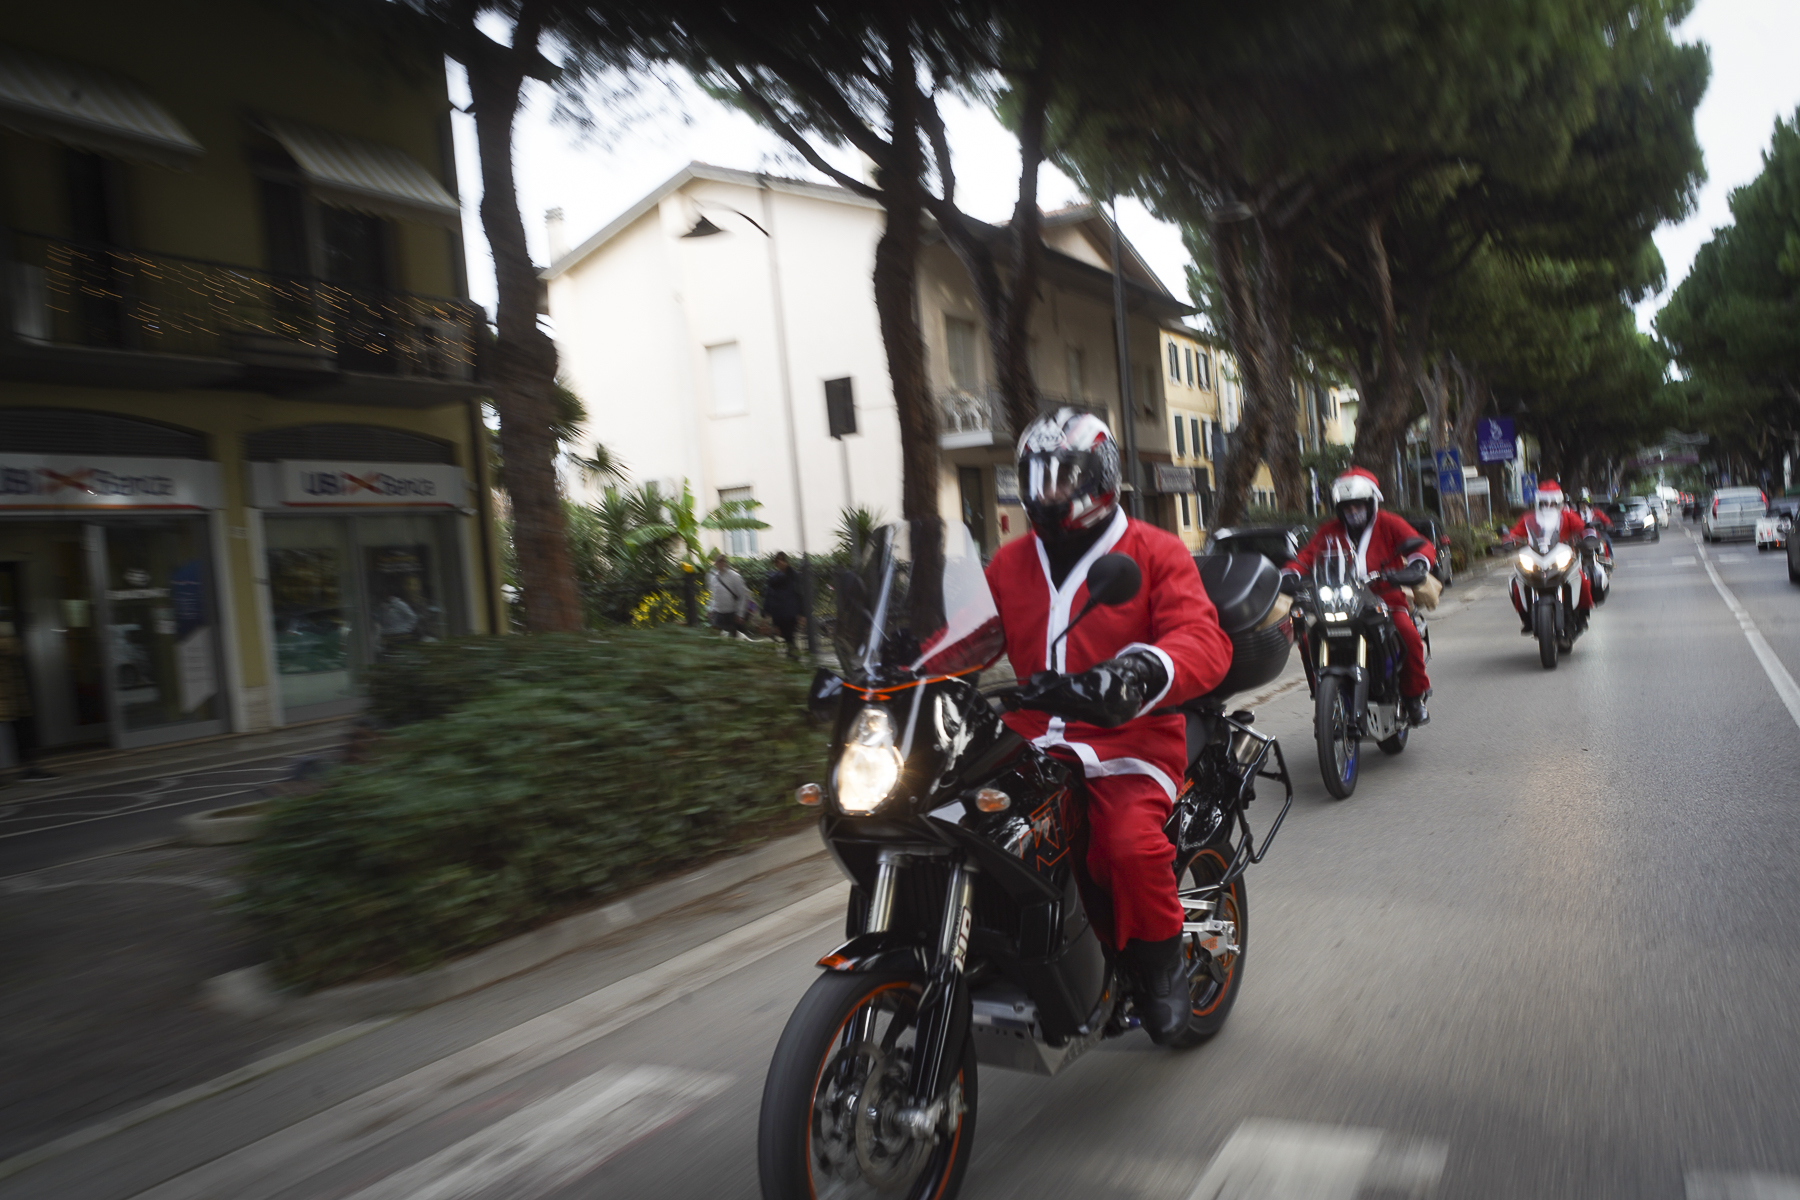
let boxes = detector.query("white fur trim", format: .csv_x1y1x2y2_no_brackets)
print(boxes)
1034,507,1130,673
1028,733,1179,800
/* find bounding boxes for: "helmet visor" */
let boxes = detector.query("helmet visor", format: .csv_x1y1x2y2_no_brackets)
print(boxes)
1024,453,1091,507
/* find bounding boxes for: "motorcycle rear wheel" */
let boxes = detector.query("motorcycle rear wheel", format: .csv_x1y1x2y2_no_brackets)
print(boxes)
1534,606,1558,670
1170,841,1248,1046
758,970,977,1200
1315,674,1360,799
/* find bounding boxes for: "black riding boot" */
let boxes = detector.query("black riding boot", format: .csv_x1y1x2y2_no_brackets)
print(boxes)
1126,935,1190,1045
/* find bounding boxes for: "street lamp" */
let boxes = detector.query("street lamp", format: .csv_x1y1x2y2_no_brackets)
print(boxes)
680,185,819,656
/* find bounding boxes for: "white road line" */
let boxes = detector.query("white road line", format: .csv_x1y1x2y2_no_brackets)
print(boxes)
1687,1171,1800,1199
343,1065,730,1200
1185,1120,1445,1200
1671,556,1697,566
131,882,847,1200
1695,552,1800,733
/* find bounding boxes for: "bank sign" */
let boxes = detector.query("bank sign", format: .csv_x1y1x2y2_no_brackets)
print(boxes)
265,461,466,509
0,454,223,511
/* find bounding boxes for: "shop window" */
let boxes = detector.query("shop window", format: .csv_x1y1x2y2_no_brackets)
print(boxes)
104,521,222,736
719,486,757,556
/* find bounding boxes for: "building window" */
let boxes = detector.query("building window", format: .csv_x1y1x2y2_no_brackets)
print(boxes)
1065,345,1085,399
1186,347,1196,387
1199,419,1211,460
1174,414,1186,457
1197,351,1212,391
719,486,758,555
708,341,747,416
1179,492,1191,528
946,316,981,390
1167,341,1180,380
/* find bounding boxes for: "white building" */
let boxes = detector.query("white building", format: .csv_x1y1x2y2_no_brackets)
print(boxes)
540,163,1195,559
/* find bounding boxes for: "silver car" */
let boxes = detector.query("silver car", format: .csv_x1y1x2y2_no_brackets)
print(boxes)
1704,487,1766,543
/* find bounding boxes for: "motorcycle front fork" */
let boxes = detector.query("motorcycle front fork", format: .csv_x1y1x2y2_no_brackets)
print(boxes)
854,850,977,1111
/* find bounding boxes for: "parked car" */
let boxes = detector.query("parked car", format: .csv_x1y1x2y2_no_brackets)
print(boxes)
1602,497,1661,542
1756,498,1800,551
1645,495,1671,528
1704,487,1767,543
1207,523,1310,568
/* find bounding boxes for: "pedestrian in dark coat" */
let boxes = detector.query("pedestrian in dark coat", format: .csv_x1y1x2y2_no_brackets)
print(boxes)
763,552,804,654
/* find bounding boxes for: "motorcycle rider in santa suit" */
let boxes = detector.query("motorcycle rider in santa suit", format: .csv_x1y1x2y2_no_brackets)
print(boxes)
986,409,1234,1045
1504,480,1596,631
1279,467,1436,726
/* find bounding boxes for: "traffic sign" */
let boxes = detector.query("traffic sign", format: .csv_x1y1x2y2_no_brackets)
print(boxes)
1521,472,1537,506
1434,447,1465,496
1476,417,1516,464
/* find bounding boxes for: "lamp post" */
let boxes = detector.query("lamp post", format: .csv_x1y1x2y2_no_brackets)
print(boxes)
1107,197,1143,519
681,183,819,656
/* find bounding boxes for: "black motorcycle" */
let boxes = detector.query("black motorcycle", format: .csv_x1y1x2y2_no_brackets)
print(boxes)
758,522,1294,1199
1292,542,1432,799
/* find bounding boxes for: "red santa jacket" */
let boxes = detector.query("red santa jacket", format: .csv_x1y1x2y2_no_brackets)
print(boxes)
985,509,1233,799
1507,509,1588,542
1284,510,1434,586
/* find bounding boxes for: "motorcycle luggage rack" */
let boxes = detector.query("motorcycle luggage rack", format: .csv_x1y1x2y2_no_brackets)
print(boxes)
1181,713,1293,899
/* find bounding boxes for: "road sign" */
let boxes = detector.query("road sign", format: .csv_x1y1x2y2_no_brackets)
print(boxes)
1521,471,1537,506
1434,448,1465,496
1476,417,1516,464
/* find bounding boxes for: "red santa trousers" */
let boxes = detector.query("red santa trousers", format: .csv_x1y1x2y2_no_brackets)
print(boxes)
1083,773,1186,949
1372,584,1431,697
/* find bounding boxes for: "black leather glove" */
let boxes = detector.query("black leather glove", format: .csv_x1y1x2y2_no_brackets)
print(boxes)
1011,651,1169,728
1278,572,1301,596
1384,560,1429,586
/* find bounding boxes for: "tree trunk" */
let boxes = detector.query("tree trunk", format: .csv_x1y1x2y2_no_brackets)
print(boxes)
1250,219,1303,510
870,46,939,522
466,36,580,632
1350,211,1409,497
1208,222,1268,528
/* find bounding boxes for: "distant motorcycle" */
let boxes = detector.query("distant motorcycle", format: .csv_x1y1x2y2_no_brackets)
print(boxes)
1292,541,1433,799
756,522,1294,1200
1506,523,1600,669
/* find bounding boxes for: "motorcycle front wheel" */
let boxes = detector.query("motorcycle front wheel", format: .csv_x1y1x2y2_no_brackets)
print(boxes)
1534,606,1559,670
1171,841,1248,1045
1315,674,1360,799
758,970,977,1200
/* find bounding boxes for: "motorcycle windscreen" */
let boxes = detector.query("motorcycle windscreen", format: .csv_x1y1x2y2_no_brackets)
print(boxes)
832,520,1004,680
1311,539,1357,589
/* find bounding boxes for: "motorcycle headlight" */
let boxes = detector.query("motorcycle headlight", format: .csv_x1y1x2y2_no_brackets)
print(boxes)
835,705,903,814
1551,544,1576,571
1517,550,1536,574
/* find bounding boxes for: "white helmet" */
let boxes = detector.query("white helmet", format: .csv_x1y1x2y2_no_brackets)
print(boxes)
1535,481,1565,528
1330,467,1382,536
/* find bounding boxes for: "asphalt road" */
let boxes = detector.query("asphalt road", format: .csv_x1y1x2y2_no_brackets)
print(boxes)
7,525,1800,1200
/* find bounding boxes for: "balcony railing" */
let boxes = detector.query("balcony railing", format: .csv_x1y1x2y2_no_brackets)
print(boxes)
939,387,1109,447
7,231,479,383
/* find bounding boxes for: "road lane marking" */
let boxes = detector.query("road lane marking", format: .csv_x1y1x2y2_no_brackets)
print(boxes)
1185,1120,1445,1200
1695,551,1800,733
130,883,846,1200
1687,1172,1800,1199
342,1065,730,1200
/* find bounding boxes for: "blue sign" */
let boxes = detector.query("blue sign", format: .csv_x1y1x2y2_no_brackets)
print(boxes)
1476,417,1517,464
1434,447,1465,497
1521,472,1537,506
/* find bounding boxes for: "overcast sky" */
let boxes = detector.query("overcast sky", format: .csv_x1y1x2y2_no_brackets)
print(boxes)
450,0,1800,338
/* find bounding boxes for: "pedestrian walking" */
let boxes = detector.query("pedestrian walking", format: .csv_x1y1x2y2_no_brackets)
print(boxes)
706,551,750,637
763,552,805,655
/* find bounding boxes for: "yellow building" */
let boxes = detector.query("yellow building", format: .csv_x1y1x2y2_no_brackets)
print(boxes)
1158,323,1224,549
0,2,502,757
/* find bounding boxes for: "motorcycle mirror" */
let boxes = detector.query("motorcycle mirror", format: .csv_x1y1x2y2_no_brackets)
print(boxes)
807,668,844,724
1084,554,1142,608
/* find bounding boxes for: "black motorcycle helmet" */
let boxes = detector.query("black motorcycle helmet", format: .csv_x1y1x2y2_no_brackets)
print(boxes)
1017,408,1122,541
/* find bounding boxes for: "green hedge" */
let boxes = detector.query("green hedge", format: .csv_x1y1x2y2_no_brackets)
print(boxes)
241,631,825,990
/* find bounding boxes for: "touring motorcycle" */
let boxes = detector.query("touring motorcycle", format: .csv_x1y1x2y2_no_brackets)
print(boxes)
1506,522,1602,669
757,521,1294,1199
1292,542,1432,799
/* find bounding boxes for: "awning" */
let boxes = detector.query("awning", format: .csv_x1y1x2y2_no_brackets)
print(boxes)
260,116,461,228
0,43,202,167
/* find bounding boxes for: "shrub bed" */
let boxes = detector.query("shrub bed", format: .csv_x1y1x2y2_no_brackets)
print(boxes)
241,631,825,990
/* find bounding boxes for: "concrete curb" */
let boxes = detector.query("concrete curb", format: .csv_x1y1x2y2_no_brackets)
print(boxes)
206,825,829,1024
179,803,267,846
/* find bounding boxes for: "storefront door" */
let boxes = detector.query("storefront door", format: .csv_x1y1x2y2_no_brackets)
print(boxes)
99,519,225,746
265,512,460,721
0,522,108,751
